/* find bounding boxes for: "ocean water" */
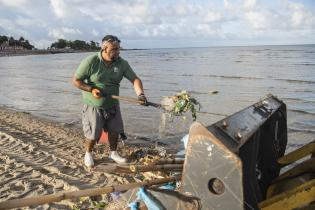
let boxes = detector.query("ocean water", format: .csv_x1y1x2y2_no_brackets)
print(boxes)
0,45,314,148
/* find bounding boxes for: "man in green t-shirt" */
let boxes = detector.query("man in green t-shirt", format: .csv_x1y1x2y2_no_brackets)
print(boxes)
72,35,147,167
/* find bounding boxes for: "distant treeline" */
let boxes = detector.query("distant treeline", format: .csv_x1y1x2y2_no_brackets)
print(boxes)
0,35,101,51
50,39,100,50
0,35,34,50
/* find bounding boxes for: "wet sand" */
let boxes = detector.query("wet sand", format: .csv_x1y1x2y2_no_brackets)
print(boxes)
0,107,171,209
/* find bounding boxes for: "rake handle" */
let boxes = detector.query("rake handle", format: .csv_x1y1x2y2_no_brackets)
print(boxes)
111,95,161,108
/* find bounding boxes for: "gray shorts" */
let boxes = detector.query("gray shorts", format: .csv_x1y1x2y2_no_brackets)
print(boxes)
82,104,124,141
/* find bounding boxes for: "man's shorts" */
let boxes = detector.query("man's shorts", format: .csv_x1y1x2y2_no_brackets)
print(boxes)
82,104,124,141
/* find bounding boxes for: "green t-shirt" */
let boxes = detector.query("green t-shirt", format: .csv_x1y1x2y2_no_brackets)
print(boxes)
75,51,137,109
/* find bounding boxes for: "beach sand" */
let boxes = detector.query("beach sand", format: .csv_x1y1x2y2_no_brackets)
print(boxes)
0,107,173,209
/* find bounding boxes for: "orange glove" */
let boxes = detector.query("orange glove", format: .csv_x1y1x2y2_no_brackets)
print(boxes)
91,88,102,99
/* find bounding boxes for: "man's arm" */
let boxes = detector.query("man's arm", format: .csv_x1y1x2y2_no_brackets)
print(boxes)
132,78,148,106
72,75,92,92
72,75,103,98
132,78,144,96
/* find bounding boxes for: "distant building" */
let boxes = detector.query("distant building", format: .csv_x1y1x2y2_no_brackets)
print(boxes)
0,41,25,50
0,41,9,50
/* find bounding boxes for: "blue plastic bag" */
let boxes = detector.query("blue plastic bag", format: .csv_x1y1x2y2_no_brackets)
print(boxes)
137,187,165,210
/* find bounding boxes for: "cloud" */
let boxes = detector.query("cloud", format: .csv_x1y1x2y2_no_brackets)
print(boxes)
92,29,100,37
32,39,53,49
0,0,29,9
225,0,315,32
285,0,315,29
204,11,223,23
243,0,257,9
76,1,150,24
0,0,314,48
0,0,51,17
244,10,275,30
15,17,46,27
48,27,82,39
49,0,68,18
0,17,29,38
45,0,227,38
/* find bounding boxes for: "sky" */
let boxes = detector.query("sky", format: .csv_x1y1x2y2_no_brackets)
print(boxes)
0,0,315,49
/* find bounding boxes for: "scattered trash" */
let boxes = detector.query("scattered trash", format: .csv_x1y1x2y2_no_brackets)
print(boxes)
128,187,166,210
208,90,219,95
154,145,167,157
176,134,189,157
128,201,140,210
159,182,176,190
110,191,121,200
181,134,189,149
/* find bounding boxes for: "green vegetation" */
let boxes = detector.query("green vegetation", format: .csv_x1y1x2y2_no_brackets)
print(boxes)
1,35,100,51
171,91,200,121
0,35,34,49
50,39,100,50
71,197,108,210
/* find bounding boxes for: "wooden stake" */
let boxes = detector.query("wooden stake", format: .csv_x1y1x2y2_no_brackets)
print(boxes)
130,164,183,173
0,177,178,210
153,158,185,165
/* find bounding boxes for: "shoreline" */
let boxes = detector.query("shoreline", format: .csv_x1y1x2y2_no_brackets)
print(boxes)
4,43,314,57
0,106,177,209
0,49,98,57
0,48,148,57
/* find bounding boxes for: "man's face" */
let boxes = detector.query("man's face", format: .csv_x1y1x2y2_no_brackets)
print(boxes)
104,42,120,61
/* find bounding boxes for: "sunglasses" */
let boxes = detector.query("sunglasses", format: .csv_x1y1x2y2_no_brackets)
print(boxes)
102,36,121,44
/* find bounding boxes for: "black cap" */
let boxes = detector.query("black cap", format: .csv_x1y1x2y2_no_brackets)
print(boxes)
102,35,120,43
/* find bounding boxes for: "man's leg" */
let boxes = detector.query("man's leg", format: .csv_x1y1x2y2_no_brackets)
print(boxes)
107,105,127,164
108,132,119,151
82,105,104,167
85,139,96,152
108,131,127,163
84,139,96,167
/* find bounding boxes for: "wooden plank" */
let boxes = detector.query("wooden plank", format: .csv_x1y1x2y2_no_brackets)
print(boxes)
259,179,315,210
278,141,315,165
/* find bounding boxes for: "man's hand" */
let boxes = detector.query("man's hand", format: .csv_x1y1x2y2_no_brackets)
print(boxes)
138,93,148,106
92,88,102,99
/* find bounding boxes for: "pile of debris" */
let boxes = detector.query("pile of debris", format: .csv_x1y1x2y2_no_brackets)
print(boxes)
161,91,201,121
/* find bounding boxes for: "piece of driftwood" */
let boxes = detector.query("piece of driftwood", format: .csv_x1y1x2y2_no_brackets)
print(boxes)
93,164,132,173
153,158,185,165
130,164,183,173
94,162,183,174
